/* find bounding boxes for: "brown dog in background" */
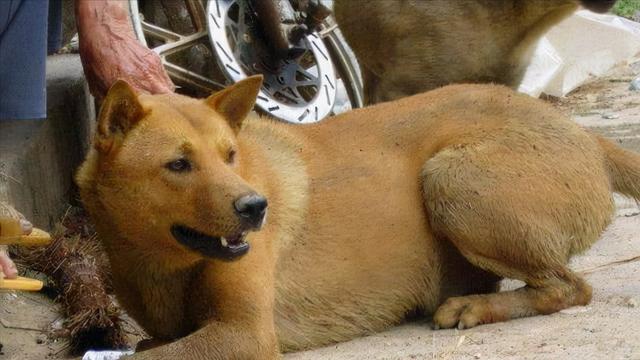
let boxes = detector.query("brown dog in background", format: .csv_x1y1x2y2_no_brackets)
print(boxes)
76,76,640,359
334,0,616,104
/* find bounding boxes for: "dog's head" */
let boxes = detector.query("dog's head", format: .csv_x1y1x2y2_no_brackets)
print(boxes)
77,76,266,265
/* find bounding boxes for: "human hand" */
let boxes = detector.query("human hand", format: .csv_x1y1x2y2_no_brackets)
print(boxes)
75,0,175,100
0,203,33,279
0,246,18,279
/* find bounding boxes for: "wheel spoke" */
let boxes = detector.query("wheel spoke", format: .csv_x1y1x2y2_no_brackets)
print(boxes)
286,66,318,88
295,66,319,81
228,24,239,43
276,88,302,104
153,31,208,57
163,61,226,91
142,21,181,42
289,86,307,102
292,79,317,87
238,2,246,30
264,79,286,93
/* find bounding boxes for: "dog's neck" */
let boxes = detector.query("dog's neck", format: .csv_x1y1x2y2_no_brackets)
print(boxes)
236,116,310,256
500,1,578,85
107,237,206,337
515,1,578,29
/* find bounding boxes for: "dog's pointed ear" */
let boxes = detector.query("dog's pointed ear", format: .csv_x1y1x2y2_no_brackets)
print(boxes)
205,75,263,133
95,80,146,153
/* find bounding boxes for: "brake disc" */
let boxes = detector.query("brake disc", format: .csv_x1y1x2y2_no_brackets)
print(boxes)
208,0,337,123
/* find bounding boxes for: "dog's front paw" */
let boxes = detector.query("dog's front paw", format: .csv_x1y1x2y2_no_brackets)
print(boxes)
433,295,498,330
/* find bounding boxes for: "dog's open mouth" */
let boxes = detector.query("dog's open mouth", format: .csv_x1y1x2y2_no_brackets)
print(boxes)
170,225,250,261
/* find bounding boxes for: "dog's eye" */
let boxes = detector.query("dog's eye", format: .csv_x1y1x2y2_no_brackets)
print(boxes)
166,158,192,173
226,149,236,164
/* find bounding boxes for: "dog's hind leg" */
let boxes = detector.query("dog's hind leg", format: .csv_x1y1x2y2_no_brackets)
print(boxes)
432,264,591,329
421,143,610,329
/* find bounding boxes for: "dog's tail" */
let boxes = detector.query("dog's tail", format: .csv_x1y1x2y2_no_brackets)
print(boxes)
595,134,640,200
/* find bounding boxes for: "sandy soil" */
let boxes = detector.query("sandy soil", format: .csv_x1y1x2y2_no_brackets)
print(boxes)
2,62,640,360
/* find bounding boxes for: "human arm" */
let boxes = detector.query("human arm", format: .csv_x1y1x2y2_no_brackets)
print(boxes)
75,0,175,100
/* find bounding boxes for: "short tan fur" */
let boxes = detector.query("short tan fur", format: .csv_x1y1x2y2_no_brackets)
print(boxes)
77,76,640,359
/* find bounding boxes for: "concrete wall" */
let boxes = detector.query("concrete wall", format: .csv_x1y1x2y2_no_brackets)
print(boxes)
0,54,95,229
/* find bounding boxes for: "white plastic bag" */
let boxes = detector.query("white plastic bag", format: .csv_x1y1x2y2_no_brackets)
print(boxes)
519,10,640,97
82,350,134,360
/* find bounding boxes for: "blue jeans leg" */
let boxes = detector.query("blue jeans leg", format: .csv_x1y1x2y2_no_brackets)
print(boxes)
0,0,49,120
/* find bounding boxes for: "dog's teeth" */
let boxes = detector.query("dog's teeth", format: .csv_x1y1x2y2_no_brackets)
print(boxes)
221,237,228,247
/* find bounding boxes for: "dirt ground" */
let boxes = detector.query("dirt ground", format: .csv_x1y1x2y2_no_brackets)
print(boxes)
2,62,640,360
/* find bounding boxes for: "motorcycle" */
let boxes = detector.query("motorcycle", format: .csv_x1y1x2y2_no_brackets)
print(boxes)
128,0,363,123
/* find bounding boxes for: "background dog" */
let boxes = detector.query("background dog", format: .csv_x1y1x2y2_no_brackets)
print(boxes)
334,0,617,104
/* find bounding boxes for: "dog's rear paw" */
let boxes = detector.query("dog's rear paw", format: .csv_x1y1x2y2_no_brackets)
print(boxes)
433,295,500,330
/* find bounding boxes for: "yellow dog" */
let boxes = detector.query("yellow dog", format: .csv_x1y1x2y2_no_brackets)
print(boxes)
77,76,640,359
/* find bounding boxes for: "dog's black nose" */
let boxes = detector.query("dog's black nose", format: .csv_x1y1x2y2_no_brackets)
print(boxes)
234,194,268,226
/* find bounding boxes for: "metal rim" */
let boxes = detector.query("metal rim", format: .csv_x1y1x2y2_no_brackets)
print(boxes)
320,16,364,109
